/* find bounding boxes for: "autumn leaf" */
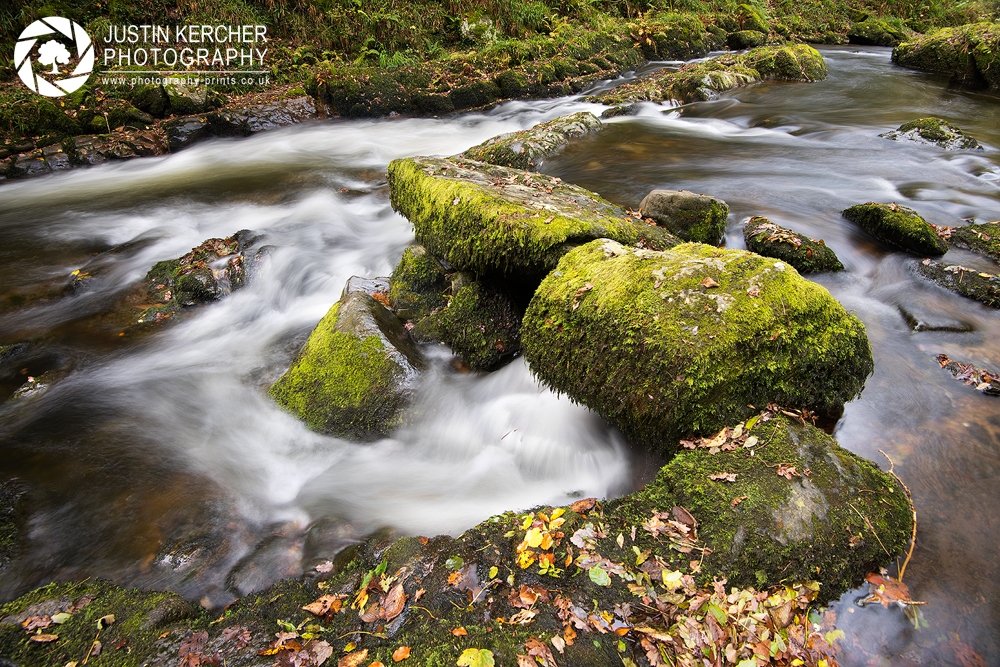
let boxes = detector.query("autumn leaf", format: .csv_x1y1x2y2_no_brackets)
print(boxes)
525,638,558,667
588,566,611,587
392,646,411,662
569,498,596,513
709,472,737,482
700,277,720,288
302,594,345,616
339,649,369,667
315,561,334,573
29,634,58,642
776,463,802,480
731,495,749,507
456,648,495,667
451,627,468,636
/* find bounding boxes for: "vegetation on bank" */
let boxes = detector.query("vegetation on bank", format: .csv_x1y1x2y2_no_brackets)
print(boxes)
1,0,997,151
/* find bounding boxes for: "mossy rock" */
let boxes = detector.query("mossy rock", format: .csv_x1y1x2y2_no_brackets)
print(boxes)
321,70,415,118
387,156,680,279
449,80,501,111
388,245,449,321
412,272,524,371
948,220,1000,261
589,44,826,106
635,13,713,61
848,18,910,47
880,117,983,151
268,291,426,439
735,3,769,34
164,81,222,115
613,417,912,598
129,83,169,117
744,216,844,273
460,111,603,171
522,240,873,451
0,580,202,666
0,479,29,571
639,189,729,245
842,202,948,256
893,23,1000,89
727,29,767,50
914,259,1000,309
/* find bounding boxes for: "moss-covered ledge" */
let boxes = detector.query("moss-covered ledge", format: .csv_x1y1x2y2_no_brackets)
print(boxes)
0,415,911,667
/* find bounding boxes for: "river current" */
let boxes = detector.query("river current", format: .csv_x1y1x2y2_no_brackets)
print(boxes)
0,46,997,665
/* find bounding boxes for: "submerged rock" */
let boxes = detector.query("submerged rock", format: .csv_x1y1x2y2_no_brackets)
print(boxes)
914,259,1000,309
639,189,729,246
842,202,948,256
387,156,679,279
615,415,912,595
848,19,910,46
935,353,1000,395
589,44,827,106
743,216,844,273
268,291,425,439
880,117,983,150
522,240,873,451
0,479,30,573
411,272,524,371
388,245,449,321
460,112,603,171
898,302,973,332
893,23,1000,89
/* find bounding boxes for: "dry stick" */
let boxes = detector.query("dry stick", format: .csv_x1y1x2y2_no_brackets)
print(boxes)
848,502,890,557
879,449,917,581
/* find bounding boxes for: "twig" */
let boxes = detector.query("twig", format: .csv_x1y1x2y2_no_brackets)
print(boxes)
880,449,917,581
848,503,890,557
410,606,438,619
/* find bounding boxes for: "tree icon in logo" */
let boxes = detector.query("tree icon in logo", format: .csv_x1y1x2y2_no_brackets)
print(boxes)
15,17,94,97
38,39,72,74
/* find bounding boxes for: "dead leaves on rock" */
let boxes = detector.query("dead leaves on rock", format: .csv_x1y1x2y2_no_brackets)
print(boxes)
936,353,1000,395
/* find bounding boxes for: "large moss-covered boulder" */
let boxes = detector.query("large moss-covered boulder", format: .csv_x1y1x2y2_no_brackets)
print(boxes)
412,272,524,371
613,416,912,595
639,189,729,245
727,29,767,50
631,12,717,60
848,18,910,46
893,23,1000,88
589,44,826,106
842,202,948,256
736,3,769,34
387,156,679,279
388,245,449,321
880,117,983,150
522,240,873,451
461,112,603,171
268,291,425,439
744,216,844,273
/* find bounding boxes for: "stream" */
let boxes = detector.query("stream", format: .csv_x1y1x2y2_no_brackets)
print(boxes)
1,46,998,665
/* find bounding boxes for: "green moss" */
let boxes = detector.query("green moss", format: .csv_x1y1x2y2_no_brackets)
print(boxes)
610,417,911,601
744,216,844,273
0,580,202,666
842,202,949,256
848,18,910,46
727,30,768,50
639,189,729,245
949,220,1000,261
522,240,873,451
915,260,1000,309
389,245,449,321
387,156,679,279
881,117,983,150
461,111,603,171
268,293,423,439
893,22,1000,88
736,3,769,34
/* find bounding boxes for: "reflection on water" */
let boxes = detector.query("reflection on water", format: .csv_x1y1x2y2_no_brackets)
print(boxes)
0,45,998,663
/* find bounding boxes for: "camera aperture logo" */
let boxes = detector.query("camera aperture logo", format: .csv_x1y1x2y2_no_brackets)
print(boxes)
15,17,95,97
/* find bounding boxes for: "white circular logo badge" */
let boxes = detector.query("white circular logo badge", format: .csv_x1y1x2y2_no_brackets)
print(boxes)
15,17,94,97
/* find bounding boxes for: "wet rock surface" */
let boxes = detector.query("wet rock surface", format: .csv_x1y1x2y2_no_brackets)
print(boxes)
848,19,910,46
744,216,844,273
387,155,679,279
521,239,873,451
842,202,949,256
880,117,983,150
639,189,729,246
388,245,449,322
943,220,1000,262
460,111,603,171
893,22,1000,89
268,290,426,439
914,259,1000,309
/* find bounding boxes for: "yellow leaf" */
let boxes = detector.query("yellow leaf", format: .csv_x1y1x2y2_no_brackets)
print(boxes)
550,508,565,520
539,533,554,550
525,528,543,548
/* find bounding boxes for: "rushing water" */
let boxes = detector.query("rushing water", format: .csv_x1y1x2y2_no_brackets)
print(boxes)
1,46,998,664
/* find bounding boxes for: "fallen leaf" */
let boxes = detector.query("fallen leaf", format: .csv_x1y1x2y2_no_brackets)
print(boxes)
414,589,425,601
700,277,720,288
709,472,737,482
589,566,611,587
98,614,115,629
550,635,566,654
776,463,802,480
30,634,59,642
302,594,344,616
451,627,468,636
509,609,538,625
392,646,411,662
51,613,72,624
315,561,334,573
456,648,495,667
516,656,535,667
380,583,408,621
731,495,749,507
569,498,596,514
525,638,558,667
339,649,369,667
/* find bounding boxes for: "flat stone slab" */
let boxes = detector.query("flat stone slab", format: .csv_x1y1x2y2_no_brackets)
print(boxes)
460,111,603,171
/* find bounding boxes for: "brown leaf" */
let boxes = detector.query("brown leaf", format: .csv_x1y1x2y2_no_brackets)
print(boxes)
315,561,334,573
671,506,696,529
709,472,737,482
29,634,59,642
525,638,558,667
730,495,749,507
302,594,345,616
700,277,720,288
392,646,411,662
414,589,425,601
380,583,407,621
516,656,535,667
570,498,596,514
90,639,102,656
22,615,52,631
776,463,802,480
451,627,468,636
339,649,369,667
